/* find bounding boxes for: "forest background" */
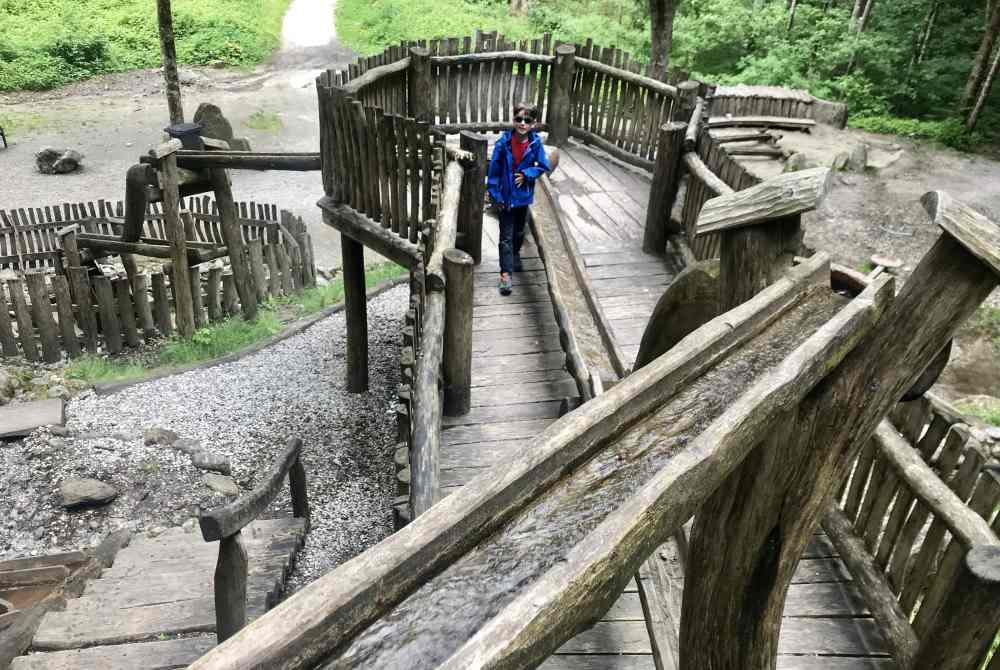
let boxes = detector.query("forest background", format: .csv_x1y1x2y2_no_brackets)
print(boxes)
0,0,997,149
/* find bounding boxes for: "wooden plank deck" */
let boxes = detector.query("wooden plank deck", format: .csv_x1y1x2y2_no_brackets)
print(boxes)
439,138,891,669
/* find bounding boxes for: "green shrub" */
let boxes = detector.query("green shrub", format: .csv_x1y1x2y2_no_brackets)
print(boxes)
849,115,983,151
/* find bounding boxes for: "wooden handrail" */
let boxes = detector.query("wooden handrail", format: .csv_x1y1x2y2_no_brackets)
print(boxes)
199,438,308,542
199,438,310,644
341,57,411,95
431,50,554,66
575,56,678,98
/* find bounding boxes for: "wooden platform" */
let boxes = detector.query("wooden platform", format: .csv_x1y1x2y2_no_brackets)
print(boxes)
11,518,306,670
441,140,891,669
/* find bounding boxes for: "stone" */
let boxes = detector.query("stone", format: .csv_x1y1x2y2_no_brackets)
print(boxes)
35,148,84,174
811,97,848,129
193,103,234,143
871,254,903,270
171,437,202,455
191,450,232,475
783,152,812,173
831,152,849,171
203,473,239,497
848,144,868,172
0,370,14,404
60,478,118,508
47,385,69,400
143,427,179,446
48,425,71,437
985,426,1000,441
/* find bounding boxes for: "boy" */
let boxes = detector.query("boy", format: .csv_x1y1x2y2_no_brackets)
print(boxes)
486,102,551,295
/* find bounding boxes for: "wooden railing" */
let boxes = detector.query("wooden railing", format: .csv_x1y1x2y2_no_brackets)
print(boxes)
0,199,314,363
827,405,1000,669
198,438,310,643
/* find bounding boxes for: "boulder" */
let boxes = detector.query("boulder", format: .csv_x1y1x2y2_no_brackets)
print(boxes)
171,437,202,455
36,148,84,174
60,478,118,508
0,370,14,405
203,474,239,497
811,97,848,129
143,427,179,446
783,152,813,173
830,152,850,171
193,103,234,143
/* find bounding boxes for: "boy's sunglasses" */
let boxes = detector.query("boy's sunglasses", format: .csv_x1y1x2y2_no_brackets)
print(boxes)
513,116,535,124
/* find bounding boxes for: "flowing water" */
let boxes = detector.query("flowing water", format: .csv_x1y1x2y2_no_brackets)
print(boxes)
323,286,846,669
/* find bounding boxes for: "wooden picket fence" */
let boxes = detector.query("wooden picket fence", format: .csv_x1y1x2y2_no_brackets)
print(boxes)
0,198,316,363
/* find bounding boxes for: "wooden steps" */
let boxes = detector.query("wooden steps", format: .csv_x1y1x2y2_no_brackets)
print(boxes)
11,517,306,669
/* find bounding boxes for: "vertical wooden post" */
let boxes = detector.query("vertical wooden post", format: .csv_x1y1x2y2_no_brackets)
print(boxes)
222,273,239,316
8,278,37,361
457,132,487,264
159,149,195,338
206,267,223,321
247,238,268,304
113,276,140,348
93,276,122,354
69,267,98,353
408,47,433,124
210,168,257,321
214,531,248,643
442,249,474,416
25,273,60,363
289,457,311,528
677,80,700,122
151,271,173,336
0,286,21,357
52,275,80,358
644,122,687,254
132,274,157,340
156,0,184,124
547,44,576,146
190,269,206,329
911,546,1000,670
59,226,82,273
342,233,368,393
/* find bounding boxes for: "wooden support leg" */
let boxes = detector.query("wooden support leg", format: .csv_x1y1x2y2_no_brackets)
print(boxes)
210,168,257,321
644,122,687,254
679,192,1000,670
342,233,368,393
214,532,248,644
161,154,194,338
442,249,474,415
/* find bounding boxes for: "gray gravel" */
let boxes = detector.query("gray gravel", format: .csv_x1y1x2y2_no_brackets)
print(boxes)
0,286,406,589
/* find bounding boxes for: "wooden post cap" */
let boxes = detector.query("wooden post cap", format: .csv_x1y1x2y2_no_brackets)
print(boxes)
967,545,1000,584
555,43,575,56
443,247,474,267
696,167,833,236
409,46,430,57
921,191,1000,277
151,138,183,160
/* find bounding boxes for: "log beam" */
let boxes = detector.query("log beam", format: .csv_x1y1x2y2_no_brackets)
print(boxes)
341,233,368,393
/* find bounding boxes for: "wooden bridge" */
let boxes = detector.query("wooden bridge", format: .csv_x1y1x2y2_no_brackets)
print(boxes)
181,32,1000,670
6,32,999,670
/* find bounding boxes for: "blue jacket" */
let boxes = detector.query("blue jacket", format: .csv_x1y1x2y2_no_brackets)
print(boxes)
487,130,550,209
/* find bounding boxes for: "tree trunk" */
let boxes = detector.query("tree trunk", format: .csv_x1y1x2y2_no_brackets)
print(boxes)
156,0,184,124
509,0,528,17
850,0,865,26
857,0,876,32
910,0,940,68
961,1,1000,112
649,0,682,79
966,38,1000,130
788,0,799,31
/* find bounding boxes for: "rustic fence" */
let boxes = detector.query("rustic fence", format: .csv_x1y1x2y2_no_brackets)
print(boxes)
828,391,1000,669
0,198,315,363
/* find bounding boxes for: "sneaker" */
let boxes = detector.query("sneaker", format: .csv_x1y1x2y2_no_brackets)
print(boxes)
513,256,523,272
498,275,512,296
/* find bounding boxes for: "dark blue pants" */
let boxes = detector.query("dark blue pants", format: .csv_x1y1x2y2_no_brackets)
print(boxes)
498,206,528,275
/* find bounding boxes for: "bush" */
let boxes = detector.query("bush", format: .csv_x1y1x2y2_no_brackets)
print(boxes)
849,115,983,151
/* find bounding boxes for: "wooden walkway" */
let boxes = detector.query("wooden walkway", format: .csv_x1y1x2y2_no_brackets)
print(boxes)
11,518,306,670
441,139,891,669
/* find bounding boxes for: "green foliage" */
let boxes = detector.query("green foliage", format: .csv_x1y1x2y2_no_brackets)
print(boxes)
849,115,984,150
0,0,292,91
66,355,147,383
956,401,1000,427
158,312,283,365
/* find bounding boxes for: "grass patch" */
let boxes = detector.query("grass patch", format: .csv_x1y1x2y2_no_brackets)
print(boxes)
244,110,283,132
849,115,989,152
956,401,1000,428
967,306,1000,354
65,262,407,385
0,0,292,91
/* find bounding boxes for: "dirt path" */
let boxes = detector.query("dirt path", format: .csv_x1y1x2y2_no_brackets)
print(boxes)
0,0,358,269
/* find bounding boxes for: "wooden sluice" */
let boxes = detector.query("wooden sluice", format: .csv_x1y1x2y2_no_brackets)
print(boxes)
186,32,1000,670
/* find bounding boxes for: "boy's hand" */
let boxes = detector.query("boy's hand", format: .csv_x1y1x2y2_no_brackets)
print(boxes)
514,172,525,187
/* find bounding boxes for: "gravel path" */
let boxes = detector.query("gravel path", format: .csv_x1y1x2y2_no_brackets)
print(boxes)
0,286,406,588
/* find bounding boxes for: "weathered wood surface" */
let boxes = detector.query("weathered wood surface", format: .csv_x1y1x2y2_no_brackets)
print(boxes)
19,518,306,666
696,167,832,234
0,399,65,438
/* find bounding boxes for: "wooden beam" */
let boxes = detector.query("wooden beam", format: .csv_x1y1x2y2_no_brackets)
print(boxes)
318,198,420,269
411,290,445,517
341,233,368,393
707,116,816,130
174,152,321,171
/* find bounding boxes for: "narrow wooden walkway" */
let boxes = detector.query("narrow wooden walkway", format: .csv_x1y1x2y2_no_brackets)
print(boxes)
12,518,306,670
440,139,892,669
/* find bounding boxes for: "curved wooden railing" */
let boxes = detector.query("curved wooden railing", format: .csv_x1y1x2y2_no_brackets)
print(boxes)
198,438,310,643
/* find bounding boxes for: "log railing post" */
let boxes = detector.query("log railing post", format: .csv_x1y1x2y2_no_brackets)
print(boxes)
911,546,1000,670
457,131,487,264
209,167,257,321
342,233,368,393
214,530,248,643
643,121,687,254
677,80,700,122
408,47,433,124
157,142,195,339
680,191,1000,669
547,44,576,146
442,248,474,416
289,456,311,530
